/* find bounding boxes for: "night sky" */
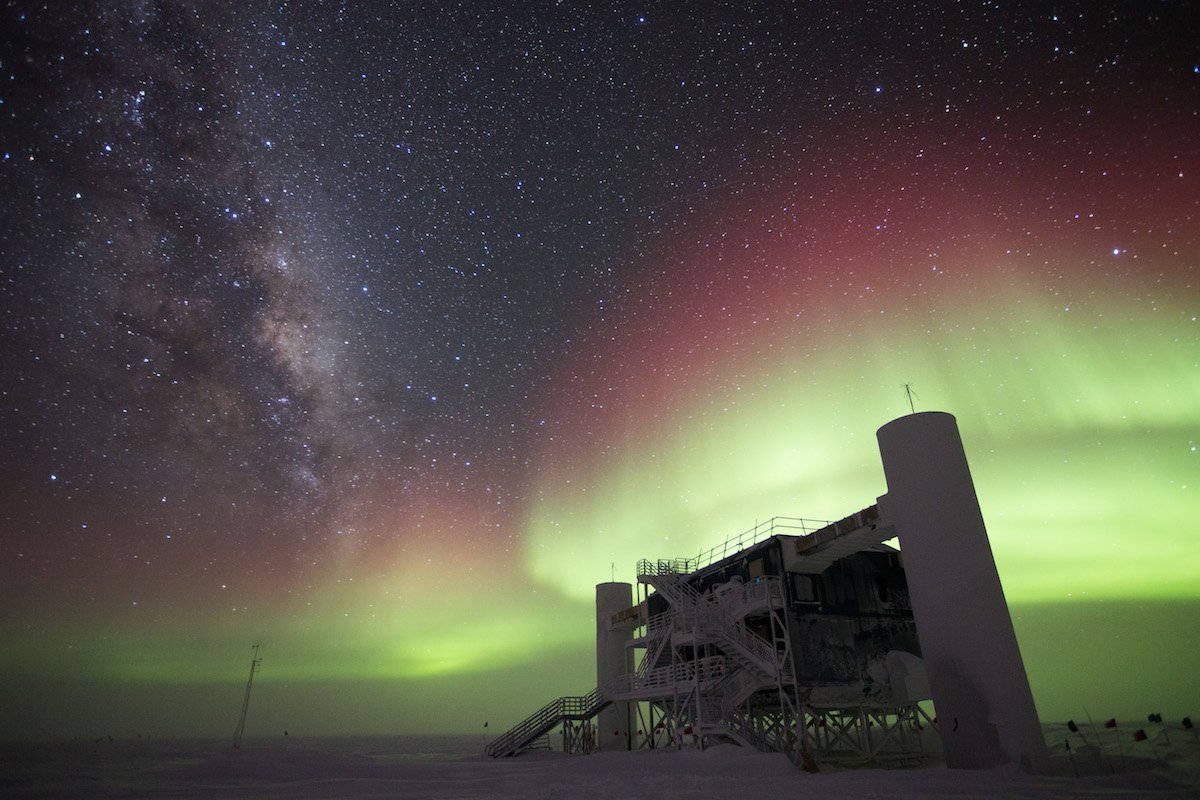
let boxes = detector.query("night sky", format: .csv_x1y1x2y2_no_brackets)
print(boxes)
1,2,1197,740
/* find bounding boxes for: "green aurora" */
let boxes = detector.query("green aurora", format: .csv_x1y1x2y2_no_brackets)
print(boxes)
5,276,1195,740
525,279,1198,605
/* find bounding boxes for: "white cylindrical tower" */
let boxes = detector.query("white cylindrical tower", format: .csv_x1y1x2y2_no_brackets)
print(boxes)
595,582,633,752
877,412,1047,772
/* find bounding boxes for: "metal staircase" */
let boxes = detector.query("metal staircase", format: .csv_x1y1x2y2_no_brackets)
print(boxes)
725,706,784,752
636,609,675,679
641,567,787,681
709,614,780,680
634,560,796,754
715,666,763,718
636,560,705,607
485,687,610,758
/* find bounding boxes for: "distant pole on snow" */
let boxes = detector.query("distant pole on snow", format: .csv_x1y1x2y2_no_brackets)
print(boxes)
1083,708,1115,774
233,643,263,749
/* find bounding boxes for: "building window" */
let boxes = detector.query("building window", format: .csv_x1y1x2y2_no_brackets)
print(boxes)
792,574,819,603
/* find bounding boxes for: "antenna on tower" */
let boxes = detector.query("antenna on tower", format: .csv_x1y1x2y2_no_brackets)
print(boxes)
232,643,262,749
903,383,919,414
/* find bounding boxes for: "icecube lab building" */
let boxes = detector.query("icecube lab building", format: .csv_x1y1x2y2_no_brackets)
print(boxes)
487,412,1047,771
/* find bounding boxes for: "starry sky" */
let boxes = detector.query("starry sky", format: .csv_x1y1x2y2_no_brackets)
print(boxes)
1,2,1197,740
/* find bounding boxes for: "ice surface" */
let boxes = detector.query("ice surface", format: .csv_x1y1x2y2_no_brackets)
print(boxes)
1,725,1196,799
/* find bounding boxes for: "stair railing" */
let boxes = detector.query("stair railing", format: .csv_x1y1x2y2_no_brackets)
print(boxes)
486,684,612,758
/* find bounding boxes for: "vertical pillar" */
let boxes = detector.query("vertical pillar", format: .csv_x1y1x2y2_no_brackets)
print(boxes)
876,412,1047,772
596,582,633,751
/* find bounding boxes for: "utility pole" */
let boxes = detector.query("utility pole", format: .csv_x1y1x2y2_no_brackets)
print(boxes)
232,643,262,749
903,383,918,414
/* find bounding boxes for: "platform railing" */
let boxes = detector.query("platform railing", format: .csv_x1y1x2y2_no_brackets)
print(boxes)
706,576,784,622
641,516,830,579
636,558,698,578
609,655,726,699
702,516,829,569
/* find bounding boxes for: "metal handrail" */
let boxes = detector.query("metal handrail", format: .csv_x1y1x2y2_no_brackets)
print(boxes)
638,516,829,580
693,516,828,572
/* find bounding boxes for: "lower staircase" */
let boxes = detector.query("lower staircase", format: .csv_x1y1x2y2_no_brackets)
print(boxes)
486,687,609,758
725,707,784,752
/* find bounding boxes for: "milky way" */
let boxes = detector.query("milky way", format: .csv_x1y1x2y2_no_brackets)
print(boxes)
1,2,1197,738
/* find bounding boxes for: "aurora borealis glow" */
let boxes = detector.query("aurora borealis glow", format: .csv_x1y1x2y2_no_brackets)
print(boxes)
1,3,1197,739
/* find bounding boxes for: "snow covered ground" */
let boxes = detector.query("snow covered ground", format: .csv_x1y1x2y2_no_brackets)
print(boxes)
2,724,1197,799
